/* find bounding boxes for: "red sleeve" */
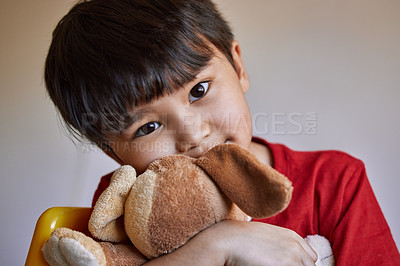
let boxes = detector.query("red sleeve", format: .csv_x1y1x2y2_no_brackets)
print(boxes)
252,138,400,265
327,160,400,265
91,171,113,208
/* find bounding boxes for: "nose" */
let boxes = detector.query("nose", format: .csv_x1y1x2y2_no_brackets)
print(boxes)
173,110,210,153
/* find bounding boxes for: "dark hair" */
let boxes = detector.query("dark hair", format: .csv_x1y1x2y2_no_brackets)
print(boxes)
45,0,235,149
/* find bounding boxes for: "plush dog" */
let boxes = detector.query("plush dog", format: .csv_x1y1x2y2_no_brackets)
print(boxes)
42,144,334,265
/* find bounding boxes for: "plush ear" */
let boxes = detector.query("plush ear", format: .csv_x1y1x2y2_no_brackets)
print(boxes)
195,144,293,218
89,165,137,242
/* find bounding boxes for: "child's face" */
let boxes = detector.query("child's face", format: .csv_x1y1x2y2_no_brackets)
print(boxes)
108,42,252,174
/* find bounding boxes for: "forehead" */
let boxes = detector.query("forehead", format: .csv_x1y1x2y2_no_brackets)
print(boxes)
120,50,230,128
128,48,227,109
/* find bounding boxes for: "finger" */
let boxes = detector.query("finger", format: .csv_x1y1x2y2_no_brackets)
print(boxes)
287,230,318,263
291,238,317,266
301,254,317,266
299,239,318,263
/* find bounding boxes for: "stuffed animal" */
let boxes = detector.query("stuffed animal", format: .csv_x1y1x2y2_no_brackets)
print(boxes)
42,144,335,265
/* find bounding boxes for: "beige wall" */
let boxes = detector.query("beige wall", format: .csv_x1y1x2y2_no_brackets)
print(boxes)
0,0,398,264
217,0,400,249
0,1,120,264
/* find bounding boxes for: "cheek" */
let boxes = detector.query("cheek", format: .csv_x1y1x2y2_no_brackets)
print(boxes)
214,94,251,132
112,142,156,173
228,106,252,135
119,140,176,173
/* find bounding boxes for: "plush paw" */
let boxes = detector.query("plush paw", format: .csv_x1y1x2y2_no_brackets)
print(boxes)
42,228,106,266
305,235,335,266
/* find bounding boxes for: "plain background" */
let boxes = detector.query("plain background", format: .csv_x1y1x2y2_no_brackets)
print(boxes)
1,0,399,265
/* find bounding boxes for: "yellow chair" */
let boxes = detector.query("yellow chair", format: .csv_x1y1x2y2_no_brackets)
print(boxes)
25,207,92,266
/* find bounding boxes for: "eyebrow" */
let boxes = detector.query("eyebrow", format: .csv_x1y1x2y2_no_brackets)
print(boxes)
195,61,214,80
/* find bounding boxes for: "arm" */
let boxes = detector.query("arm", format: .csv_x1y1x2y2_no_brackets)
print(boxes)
327,162,400,265
145,220,317,266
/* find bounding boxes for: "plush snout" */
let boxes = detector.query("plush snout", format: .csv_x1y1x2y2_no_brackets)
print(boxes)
124,155,249,259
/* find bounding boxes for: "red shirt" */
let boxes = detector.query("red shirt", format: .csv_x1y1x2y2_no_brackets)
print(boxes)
92,137,400,265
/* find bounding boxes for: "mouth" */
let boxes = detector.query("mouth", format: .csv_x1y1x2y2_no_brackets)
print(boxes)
186,139,231,158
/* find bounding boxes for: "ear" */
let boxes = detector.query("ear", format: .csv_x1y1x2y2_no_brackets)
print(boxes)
89,165,137,242
231,40,249,94
195,144,293,218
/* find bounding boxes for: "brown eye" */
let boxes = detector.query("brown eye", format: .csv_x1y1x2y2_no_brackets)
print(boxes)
134,122,160,137
189,82,209,103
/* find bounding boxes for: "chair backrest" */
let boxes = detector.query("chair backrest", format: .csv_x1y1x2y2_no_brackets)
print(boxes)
25,207,92,266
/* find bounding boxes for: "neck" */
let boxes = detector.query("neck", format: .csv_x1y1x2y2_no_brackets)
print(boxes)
249,140,273,166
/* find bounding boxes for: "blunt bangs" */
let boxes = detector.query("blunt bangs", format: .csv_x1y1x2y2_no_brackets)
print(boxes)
45,0,234,147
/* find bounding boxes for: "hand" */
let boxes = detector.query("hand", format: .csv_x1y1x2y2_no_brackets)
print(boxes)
216,220,318,266
145,220,317,266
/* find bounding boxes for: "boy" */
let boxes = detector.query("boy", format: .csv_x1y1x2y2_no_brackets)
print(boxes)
45,0,399,265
